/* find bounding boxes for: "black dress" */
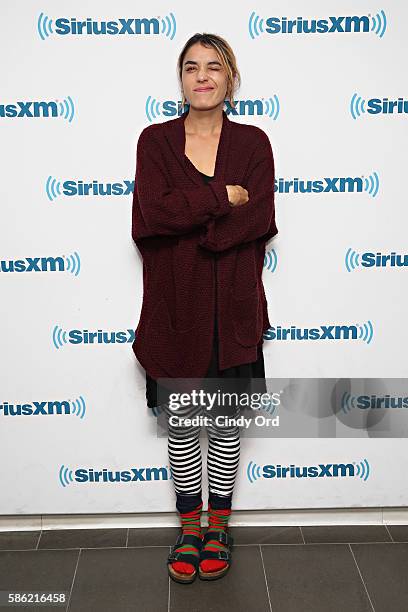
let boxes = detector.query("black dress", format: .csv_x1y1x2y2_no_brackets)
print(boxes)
145,170,267,409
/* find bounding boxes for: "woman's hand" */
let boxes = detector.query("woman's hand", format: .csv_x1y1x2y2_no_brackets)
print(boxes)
226,185,249,207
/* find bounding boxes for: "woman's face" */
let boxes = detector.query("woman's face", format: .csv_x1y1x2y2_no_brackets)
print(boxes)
181,42,228,110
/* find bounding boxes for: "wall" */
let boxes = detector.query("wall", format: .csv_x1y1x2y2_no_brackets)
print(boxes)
1,1,407,515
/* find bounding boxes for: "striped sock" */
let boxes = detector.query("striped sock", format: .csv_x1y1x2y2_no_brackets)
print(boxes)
200,502,231,573
171,501,203,575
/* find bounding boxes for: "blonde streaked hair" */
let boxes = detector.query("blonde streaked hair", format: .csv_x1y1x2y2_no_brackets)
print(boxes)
177,33,241,109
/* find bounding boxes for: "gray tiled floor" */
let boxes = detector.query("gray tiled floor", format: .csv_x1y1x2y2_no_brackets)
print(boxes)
0,525,407,611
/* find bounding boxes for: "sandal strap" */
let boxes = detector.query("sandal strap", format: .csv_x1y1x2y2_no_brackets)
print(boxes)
173,533,203,550
199,549,231,562
167,550,200,569
203,530,234,547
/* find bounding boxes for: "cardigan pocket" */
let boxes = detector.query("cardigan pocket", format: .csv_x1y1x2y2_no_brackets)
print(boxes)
145,296,201,377
230,281,263,347
147,296,198,336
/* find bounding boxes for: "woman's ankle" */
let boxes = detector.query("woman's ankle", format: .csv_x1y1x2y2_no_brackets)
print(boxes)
200,495,232,573
171,497,203,575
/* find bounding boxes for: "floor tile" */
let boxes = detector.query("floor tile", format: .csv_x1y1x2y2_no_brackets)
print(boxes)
0,549,79,612
386,524,408,542
128,525,303,547
170,545,270,612
128,526,180,547
261,543,373,612
229,525,302,545
1,526,407,611
0,531,40,550
38,528,127,550
68,547,169,612
302,524,391,544
351,542,408,612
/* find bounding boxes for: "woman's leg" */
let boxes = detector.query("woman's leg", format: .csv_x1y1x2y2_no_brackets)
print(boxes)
202,412,241,572
163,401,204,576
207,433,241,497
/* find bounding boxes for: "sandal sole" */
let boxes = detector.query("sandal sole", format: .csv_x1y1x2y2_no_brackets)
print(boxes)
168,565,197,584
199,565,230,580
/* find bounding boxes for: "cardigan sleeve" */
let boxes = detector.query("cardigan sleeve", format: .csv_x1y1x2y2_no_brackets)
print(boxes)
132,127,232,238
198,133,278,252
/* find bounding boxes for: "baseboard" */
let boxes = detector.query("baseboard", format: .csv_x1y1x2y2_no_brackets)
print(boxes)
0,507,408,531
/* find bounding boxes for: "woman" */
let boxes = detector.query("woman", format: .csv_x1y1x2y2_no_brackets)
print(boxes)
132,32,278,583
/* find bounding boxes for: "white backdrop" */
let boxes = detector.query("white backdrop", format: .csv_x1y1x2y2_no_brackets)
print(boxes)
1,1,407,515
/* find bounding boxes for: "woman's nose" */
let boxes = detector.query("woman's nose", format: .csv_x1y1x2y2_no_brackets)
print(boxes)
196,69,208,80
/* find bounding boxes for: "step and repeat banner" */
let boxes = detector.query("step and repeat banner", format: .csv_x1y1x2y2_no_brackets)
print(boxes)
1,1,407,515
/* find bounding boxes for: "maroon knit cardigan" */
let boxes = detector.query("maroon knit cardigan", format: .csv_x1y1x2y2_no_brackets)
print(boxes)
131,108,278,382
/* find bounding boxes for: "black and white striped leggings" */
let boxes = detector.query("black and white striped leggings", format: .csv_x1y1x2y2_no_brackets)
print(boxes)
162,400,241,499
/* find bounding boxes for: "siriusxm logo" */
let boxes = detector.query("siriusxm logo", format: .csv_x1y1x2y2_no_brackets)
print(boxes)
0,97,75,121
249,10,386,38
0,396,86,418
345,249,408,271
350,94,408,119
264,248,277,273
264,321,374,344
46,176,134,201
0,253,80,275
37,13,176,40
247,459,371,482
275,172,379,198
52,326,135,349
59,464,172,487
145,96,280,122
342,393,408,412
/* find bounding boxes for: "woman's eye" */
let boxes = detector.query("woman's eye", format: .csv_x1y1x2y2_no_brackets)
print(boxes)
185,67,219,72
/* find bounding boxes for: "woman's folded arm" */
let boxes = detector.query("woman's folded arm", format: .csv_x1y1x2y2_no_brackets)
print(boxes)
198,135,278,252
132,127,232,240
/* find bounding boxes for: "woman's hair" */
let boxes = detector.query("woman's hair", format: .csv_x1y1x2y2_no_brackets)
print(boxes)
177,33,241,110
